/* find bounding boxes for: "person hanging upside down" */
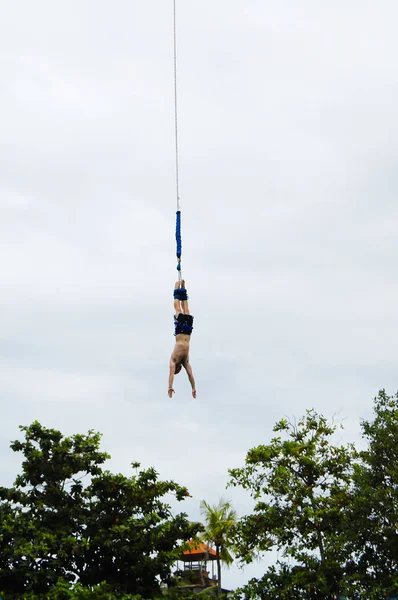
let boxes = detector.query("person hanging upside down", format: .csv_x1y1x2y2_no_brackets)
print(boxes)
168,280,196,398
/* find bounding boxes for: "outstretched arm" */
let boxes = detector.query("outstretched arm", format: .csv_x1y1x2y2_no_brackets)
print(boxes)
168,360,176,398
185,363,196,398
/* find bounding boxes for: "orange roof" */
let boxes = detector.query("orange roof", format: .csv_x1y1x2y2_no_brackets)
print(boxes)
180,541,217,561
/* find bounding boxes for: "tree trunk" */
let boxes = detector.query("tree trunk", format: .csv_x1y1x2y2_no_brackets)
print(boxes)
216,544,222,597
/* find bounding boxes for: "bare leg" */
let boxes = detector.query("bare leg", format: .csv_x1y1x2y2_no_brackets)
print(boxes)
180,280,190,315
174,281,182,315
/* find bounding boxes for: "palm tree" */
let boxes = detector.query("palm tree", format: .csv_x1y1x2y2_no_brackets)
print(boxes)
200,498,237,597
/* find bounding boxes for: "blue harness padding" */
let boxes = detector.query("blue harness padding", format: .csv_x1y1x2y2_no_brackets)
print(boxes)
173,288,188,301
174,313,194,336
176,211,182,259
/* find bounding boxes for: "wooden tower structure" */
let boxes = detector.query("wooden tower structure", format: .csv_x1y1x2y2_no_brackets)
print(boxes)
176,541,218,587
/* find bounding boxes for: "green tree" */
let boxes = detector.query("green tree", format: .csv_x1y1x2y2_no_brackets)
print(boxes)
229,410,355,599
76,466,201,596
348,390,398,597
0,421,201,599
0,421,109,596
200,498,237,597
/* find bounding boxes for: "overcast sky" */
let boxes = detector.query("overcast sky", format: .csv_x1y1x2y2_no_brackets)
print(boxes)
1,0,398,589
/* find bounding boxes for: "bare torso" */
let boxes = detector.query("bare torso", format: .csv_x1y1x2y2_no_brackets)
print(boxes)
169,281,196,398
171,335,191,367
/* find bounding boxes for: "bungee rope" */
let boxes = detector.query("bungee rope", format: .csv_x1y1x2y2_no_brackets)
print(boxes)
173,0,182,283
176,210,182,280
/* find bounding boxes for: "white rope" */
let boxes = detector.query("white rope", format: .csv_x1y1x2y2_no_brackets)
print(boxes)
173,0,181,213
174,0,182,283
177,261,182,283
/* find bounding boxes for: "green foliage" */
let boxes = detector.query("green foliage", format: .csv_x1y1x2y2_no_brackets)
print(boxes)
229,396,398,598
77,467,199,595
200,498,237,566
229,410,355,598
0,579,210,600
165,590,222,600
0,421,109,596
0,421,201,599
1,579,144,599
200,498,237,596
2,392,398,599
349,390,398,597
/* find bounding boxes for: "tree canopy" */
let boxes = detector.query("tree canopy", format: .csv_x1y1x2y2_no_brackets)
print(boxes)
228,392,398,599
0,421,201,599
349,390,398,596
2,391,398,599
229,409,354,598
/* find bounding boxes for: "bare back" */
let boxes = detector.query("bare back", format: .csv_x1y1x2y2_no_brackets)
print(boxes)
171,335,191,368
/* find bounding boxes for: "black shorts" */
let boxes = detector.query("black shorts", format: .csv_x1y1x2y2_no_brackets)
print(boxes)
174,313,194,336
